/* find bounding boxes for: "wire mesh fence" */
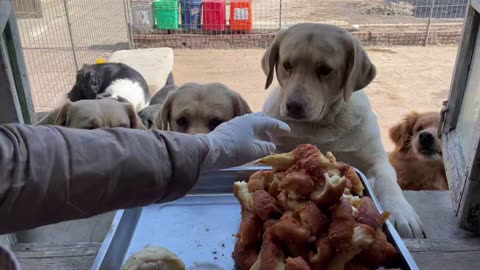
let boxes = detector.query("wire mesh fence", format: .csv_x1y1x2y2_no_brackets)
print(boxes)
14,0,130,112
14,0,467,112
131,0,467,48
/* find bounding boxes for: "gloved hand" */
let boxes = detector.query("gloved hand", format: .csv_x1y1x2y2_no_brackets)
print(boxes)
196,113,290,171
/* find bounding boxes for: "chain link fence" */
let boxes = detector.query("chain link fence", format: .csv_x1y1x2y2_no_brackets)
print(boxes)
131,0,466,48
14,0,130,112
14,0,467,112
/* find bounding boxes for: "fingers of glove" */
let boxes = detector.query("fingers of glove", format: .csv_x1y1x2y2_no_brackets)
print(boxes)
251,116,290,135
251,140,277,159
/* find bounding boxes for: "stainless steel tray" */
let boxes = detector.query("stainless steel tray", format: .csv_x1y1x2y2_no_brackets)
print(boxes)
91,166,419,270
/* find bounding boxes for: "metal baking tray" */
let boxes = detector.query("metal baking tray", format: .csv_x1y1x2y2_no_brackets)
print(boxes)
91,166,419,270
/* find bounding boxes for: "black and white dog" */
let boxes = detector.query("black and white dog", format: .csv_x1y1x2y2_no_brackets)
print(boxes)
67,62,150,112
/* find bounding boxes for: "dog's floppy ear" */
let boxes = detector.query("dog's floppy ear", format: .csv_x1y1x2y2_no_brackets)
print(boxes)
36,101,72,126
155,92,176,130
124,103,146,130
343,35,377,101
389,112,419,152
262,30,285,90
231,93,252,116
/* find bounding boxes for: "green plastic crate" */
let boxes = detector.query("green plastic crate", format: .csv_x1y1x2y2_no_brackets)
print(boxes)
153,0,179,30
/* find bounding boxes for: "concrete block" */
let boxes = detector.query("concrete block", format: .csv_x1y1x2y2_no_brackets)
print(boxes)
108,48,174,94
403,191,477,239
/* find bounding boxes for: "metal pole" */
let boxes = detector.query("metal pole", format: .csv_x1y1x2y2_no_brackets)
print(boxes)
424,0,436,46
123,0,135,49
279,0,282,30
63,0,79,70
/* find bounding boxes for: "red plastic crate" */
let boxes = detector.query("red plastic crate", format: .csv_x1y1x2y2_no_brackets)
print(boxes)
202,0,226,31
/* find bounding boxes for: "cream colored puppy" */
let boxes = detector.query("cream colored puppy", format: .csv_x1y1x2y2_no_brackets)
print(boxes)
155,82,252,134
262,23,425,238
37,98,145,130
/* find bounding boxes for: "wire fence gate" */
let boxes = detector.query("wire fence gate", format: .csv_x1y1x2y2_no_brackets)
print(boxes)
14,0,467,112
14,0,131,112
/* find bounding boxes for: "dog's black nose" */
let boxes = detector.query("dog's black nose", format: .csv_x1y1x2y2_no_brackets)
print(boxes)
286,99,306,119
419,131,434,147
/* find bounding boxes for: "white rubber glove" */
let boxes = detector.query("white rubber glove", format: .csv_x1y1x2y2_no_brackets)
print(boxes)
196,113,290,171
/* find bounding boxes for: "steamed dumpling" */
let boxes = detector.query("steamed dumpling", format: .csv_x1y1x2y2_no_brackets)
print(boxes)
121,246,185,270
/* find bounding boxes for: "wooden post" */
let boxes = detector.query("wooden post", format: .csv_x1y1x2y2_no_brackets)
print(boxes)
0,0,35,125
0,0,29,248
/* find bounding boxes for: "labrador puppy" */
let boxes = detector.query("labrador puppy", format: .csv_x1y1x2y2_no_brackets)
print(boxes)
389,112,447,191
37,98,145,130
155,82,252,134
137,72,177,129
149,72,177,105
138,104,162,129
262,23,424,238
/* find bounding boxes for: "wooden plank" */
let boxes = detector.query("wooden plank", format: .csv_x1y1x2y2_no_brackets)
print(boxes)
4,10,36,124
0,234,16,248
13,242,101,270
443,132,468,213
0,0,13,33
405,238,480,270
0,34,23,124
405,238,480,252
472,0,480,13
444,3,480,132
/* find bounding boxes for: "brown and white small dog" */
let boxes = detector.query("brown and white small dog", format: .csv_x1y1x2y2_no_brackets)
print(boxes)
388,112,447,191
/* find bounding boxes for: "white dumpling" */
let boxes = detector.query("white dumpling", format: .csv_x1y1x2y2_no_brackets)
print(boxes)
121,246,186,270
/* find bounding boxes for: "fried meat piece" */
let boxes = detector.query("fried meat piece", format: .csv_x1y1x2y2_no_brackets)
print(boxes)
271,215,312,259
238,209,262,246
250,228,285,270
252,190,281,221
297,202,329,236
337,162,364,196
277,190,308,212
328,198,355,253
357,229,398,268
234,181,254,211
310,173,347,207
279,171,315,199
326,224,376,270
233,240,258,270
248,170,272,192
293,145,338,182
285,256,310,270
309,235,334,270
345,260,369,270
356,197,379,230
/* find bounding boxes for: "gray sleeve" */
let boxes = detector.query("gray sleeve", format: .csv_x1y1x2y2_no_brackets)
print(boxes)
0,124,208,234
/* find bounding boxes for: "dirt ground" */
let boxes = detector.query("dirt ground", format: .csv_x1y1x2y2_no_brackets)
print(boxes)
173,46,458,151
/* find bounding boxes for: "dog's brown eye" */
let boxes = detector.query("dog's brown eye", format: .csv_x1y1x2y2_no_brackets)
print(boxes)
416,125,423,132
317,65,332,76
209,118,224,131
176,117,188,127
283,61,293,71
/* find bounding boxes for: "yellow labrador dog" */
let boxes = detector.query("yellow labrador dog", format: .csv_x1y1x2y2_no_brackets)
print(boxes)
262,23,424,238
37,98,145,130
155,82,252,134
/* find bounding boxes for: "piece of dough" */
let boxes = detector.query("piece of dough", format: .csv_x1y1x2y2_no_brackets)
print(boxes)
121,246,185,270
